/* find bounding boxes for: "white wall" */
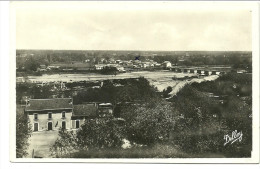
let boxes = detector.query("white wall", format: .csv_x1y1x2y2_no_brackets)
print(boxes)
28,111,72,132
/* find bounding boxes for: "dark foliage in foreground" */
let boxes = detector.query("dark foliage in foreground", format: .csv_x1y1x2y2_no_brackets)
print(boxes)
16,106,32,158
77,118,126,150
121,98,177,146
49,72,252,158
50,99,177,157
170,73,252,157
20,70,251,158
64,144,187,158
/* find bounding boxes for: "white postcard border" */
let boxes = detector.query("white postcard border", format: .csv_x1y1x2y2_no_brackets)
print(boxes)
9,1,260,163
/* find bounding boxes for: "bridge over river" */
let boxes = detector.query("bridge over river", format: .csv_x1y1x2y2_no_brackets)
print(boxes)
170,65,231,75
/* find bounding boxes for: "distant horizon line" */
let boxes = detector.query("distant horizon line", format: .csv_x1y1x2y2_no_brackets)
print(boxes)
16,49,252,52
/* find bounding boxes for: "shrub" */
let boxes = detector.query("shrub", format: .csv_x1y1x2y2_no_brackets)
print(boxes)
122,98,177,146
76,118,126,150
16,109,32,158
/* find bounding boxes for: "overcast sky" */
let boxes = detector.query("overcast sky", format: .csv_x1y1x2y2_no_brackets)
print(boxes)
15,2,252,51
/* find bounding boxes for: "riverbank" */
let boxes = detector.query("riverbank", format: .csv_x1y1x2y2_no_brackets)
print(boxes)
19,70,219,97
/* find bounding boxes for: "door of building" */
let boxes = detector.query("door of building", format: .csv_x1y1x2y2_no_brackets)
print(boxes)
34,123,38,131
62,121,66,129
48,122,52,130
76,120,80,129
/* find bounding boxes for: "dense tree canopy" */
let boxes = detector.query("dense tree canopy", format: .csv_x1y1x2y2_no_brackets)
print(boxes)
121,98,177,145
170,73,252,156
77,118,126,150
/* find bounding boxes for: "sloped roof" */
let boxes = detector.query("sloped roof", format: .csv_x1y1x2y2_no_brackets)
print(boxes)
25,98,73,111
73,104,97,117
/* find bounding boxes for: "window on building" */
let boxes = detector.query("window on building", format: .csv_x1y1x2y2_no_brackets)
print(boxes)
34,114,38,120
62,121,66,129
76,120,80,129
48,112,52,119
62,111,65,118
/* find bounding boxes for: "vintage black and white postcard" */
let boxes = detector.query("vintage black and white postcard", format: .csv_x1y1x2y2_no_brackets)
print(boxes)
10,1,259,163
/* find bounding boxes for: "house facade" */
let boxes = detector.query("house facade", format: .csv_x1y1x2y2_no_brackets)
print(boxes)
25,98,114,132
25,98,73,132
71,103,98,129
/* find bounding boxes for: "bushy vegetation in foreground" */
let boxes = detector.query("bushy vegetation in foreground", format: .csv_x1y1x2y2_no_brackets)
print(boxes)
50,98,177,157
170,73,252,157
16,105,32,158
16,72,252,158
48,73,252,158
64,144,187,158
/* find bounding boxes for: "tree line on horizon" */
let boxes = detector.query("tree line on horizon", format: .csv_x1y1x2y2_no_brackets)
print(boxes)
16,50,252,72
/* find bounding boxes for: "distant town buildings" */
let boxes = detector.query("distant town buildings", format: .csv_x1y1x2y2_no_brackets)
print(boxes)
162,61,172,68
37,65,47,72
94,64,105,70
16,53,248,84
